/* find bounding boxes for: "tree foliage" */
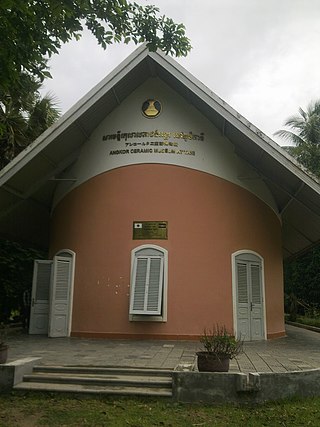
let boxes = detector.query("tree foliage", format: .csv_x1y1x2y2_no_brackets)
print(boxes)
275,100,320,177
0,239,46,322
285,144,320,178
275,100,320,146
277,101,320,310
0,0,191,92
284,245,320,308
0,73,60,169
0,1,190,161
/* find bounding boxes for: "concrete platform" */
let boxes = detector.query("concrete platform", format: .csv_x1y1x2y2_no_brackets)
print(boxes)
5,325,320,373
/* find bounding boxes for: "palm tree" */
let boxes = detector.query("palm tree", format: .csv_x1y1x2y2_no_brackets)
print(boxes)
275,100,320,145
26,93,60,140
0,74,60,169
275,100,320,177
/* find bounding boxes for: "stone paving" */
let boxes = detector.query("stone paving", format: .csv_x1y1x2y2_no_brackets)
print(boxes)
6,325,320,373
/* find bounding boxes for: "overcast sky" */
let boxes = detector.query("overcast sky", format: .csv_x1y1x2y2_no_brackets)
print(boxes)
41,0,320,146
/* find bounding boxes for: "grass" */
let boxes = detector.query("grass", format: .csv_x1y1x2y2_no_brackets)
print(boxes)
1,392,320,426
296,316,320,328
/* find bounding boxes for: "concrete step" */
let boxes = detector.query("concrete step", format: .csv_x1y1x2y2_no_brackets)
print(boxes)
14,381,172,397
22,373,172,388
33,365,172,377
14,365,173,397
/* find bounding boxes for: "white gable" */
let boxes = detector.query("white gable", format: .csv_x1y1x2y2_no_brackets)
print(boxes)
53,77,277,212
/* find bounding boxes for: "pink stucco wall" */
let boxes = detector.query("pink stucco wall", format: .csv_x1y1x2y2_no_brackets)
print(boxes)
50,164,284,339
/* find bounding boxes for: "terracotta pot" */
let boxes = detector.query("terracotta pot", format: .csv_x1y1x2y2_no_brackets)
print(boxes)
0,345,8,364
196,352,230,372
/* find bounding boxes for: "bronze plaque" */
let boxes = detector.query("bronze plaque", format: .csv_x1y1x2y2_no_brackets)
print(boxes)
133,221,168,240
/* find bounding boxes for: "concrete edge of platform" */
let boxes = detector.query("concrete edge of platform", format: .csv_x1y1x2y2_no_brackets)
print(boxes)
0,357,42,391
285,320,320,334
172,368,320,404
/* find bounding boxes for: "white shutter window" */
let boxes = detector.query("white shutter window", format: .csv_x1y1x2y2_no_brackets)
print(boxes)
54,259,71,300
132,257,148,312
130,252,164,316
251,263,261,304
237,262,248,304
147,257,163,312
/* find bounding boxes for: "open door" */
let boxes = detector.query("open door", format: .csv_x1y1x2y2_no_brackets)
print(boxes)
30,250,75,337
48,255,74,337
29,260,53,334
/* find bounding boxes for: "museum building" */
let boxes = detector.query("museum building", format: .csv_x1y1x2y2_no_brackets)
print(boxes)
1,46,320,341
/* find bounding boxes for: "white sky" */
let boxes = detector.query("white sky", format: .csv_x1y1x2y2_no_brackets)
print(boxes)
41,0,320,146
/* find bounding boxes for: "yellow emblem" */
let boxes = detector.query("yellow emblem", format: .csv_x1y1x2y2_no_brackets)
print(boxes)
142,99,162,118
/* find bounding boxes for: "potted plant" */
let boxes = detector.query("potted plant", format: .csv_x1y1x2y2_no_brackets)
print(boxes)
196,325,243,372
0,322,9,364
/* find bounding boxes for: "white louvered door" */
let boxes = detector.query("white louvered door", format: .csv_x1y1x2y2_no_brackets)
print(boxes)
29,260,53,334
236,262,250,340
236,260,264,341
250,263,264,340
48,256,72,337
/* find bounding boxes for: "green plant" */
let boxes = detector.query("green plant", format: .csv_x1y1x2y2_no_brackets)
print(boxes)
305,303,320,319
199,325,243,359
295,316,320,329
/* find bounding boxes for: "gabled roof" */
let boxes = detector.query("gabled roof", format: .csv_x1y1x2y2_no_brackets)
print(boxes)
1,44,320,256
